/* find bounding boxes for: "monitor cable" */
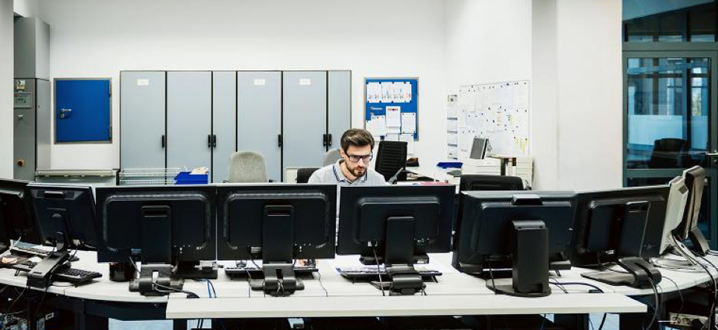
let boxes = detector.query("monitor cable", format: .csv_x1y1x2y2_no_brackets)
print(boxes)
371,246,386,296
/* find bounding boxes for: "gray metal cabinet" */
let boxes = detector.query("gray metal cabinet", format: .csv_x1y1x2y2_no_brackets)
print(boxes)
167,72,212,171
282,72,327,173
120,71,166,169
328,71,351,151
13,79,49,180
238,71,282,182
212,72,237,183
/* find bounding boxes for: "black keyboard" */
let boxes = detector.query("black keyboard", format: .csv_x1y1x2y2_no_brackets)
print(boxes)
10,260,102,285
9,246,80,262
225,266,318,278
339,267,442,281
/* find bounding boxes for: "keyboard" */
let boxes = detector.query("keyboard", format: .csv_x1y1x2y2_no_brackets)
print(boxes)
10,260,102,285
338,266,442,281
9,245,80,262
225,266,318,278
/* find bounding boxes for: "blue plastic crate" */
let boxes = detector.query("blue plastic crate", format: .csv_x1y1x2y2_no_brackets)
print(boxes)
436,161,463,169
174,171,208,185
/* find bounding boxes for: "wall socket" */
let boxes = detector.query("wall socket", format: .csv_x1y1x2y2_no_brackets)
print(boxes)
668,312,707,328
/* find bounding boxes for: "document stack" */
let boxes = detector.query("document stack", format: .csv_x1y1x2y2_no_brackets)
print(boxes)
462,157,501,175
510,157,534,187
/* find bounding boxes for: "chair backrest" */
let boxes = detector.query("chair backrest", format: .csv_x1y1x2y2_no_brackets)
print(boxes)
459,174,524,191
227,151,269,183
323,148,342,166
375,141,408,181
296,168,320,183
649,138,690,168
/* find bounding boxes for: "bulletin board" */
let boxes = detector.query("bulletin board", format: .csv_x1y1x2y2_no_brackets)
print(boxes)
364,78,418,142
448,80,530,159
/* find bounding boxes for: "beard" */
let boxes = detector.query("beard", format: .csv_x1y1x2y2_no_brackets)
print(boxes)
348,165,366,178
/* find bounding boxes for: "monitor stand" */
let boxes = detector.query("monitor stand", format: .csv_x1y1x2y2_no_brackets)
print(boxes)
366,216,426,296
26,231,71,289
130,264,184,296
582,256,662,289
252,205,303,297
689,227,711,256
485,220,551,298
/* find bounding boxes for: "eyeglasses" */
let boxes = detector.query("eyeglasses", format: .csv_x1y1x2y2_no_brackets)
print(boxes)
346,153,373,163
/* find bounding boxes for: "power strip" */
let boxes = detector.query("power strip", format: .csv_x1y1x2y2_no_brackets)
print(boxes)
668,312,707,328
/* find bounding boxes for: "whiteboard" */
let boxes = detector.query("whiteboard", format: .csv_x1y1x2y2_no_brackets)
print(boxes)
455,81,530,158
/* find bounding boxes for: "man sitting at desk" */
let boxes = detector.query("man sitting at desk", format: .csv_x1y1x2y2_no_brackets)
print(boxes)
309,128,386,186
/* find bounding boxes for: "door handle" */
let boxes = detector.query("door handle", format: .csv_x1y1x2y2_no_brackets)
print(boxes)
208,135,212,148
278,135,283,148
212,135,217,148
161,135,166,148
322,134,327,147
327,134,333,147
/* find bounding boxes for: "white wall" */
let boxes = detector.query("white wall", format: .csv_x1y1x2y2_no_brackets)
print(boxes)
532,0,622,190
37,0,447,169
13,0,38,17
0,0,13,179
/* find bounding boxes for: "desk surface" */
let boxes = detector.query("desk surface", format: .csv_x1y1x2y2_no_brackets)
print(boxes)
4,250,718,320
166,293,645,319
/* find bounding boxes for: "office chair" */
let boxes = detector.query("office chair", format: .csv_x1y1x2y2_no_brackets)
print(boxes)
648,138,691,168
375,141,408,182
296,168,319,183
227,151,269,183
459,174,524,191
323,148,342,166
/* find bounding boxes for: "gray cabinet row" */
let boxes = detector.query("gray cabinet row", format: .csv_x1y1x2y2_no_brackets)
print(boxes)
120,71,351,183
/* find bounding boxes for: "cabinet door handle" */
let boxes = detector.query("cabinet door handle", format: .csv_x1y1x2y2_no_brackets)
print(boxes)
278,135,283,148
208,135,212,148
327,134,333,147
212,135,217,148
161,135,166,148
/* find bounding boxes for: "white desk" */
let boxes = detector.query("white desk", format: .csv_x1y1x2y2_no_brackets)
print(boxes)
166,293,645,319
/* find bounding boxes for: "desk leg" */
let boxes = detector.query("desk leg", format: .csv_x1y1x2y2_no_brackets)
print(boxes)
173,320,188,330
71,300,109,330
553,314,589,330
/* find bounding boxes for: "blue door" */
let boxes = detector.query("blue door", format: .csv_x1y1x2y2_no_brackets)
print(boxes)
55,79,111,143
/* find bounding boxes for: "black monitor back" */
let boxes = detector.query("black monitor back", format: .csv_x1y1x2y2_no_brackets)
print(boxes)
375,141,408,181
337,185,455,257
0,178,40,244
570,185,669,267
27,183,98,249
216,184,336,260
459,175,524,191
94,185,216,263
452,191,574,273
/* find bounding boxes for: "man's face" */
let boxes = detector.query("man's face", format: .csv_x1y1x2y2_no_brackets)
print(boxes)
341,145,373,178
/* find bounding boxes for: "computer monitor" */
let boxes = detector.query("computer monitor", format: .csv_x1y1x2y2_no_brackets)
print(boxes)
337,185,455,295
571,185,669,288
25,183,99,288
470,137,489,160
658,176,689,255
0,179,40,246
459,175,524,191
452,191,574,297
217,184,336,296
675,166,710,255
94,185,216,296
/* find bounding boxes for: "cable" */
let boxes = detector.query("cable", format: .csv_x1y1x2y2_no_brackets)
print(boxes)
153,281,199,299
596,313,607,330
371,246,386,296
662,275,684,316
487,260,498,295
4,287,27,316
550,282,604,293
539,314,546,330
316,269,329,297
548,278,568,294
643,278,659,330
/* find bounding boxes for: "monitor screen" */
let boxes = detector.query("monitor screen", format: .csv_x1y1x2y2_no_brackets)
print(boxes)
0,178,39,244
470,137,489,160
571,185,669,267
216,184,336,261
452,191,574,274
337,185,455,264
27,183,98,250
94,185,216,264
